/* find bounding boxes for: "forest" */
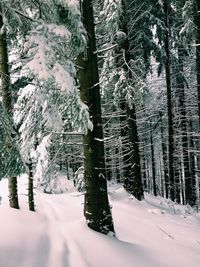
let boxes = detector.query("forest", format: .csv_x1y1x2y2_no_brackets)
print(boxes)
0,0,200,266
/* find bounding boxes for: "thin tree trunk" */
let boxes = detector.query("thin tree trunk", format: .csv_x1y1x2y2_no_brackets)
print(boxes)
0,12,19,209
163,0,175,201
159,112,169,198
149,120,157,196
194,0,200,207
78,0,114,235
194,0,200,128
28,159,35,211
177,47,196,205
188,119,196,205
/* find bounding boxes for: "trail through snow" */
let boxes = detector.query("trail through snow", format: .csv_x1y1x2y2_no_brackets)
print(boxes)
0,175,200,267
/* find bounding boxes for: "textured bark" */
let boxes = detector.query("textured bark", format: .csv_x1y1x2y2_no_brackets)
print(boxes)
78,0,114,235
163,0,175,201
28,160,35,211
8,177,19,209
125,105,144,200
0,13,19,209
0,18,12,114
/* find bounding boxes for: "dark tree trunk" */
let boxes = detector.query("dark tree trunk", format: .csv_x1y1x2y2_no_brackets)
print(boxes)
125,105,144,200
194,0,200,207
28,159,35,211
119,100,133,189
117,0,144,200
8,177,19,209
194,0,200,128
159,113,169,198
78,0,114,235
177,47,196,206
142,152,147,191
188,119,196,205
163,0,175,201
149,121,157,196
0,13,19,209
173,142,181,204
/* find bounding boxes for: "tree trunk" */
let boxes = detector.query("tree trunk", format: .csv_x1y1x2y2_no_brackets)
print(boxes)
117,0,144,200
8,177,19,209
125,104,144,200
119,100,133,190
194,0,200,128
194,0,200,207
159,112,169,198
177,47,196,205
0,12,19,209
149,120,157,196
188,119,196,205
28,159,35,211
163,0,175,201
78,0,114,235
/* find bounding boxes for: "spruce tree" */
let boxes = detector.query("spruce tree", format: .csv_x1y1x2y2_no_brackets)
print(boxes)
0,8,19,209
78,0,115,235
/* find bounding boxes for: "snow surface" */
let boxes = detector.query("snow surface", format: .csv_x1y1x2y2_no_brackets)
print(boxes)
0,175,200,267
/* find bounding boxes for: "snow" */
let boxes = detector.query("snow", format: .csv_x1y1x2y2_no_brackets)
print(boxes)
0,176,200,267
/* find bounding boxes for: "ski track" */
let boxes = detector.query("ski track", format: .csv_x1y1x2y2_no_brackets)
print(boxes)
2,177,199,267
37,192,88,267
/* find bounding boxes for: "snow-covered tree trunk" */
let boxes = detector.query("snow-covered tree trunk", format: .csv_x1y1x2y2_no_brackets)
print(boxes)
78,0,115,235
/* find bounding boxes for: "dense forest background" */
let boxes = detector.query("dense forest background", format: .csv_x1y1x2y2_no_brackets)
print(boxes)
0,0,200,235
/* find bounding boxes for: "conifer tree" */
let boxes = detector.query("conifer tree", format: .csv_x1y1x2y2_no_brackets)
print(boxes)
78,0,115,235
0,7,19,209
194,0,200,128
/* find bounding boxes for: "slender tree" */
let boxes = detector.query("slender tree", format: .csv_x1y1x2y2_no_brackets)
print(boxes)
163,0,175,201
194,0,200,128
0,10,19,209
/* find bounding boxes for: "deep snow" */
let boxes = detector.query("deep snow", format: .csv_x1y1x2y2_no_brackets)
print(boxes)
0,175,200,267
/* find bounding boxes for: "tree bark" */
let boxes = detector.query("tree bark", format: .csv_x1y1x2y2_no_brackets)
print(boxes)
125,104,144,199
78,0,114,235
8,177,19,209
0,12,19,209
28,159,35,211
163,0,175,201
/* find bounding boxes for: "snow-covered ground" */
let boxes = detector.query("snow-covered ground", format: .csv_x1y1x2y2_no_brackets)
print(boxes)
0,175,200,267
